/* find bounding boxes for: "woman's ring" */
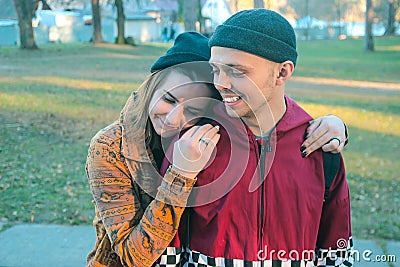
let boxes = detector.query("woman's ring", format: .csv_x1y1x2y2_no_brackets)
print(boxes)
199,138,209,146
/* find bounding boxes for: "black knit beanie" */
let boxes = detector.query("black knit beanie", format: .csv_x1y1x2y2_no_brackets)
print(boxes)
209,9,298,67
150,31,211,72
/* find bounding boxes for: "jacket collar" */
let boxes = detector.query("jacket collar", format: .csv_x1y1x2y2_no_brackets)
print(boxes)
276,95,313,135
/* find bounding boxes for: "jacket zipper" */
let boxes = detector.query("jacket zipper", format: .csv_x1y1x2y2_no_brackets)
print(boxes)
258,134,272,266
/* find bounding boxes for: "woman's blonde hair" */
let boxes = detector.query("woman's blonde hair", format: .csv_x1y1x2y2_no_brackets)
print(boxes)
127,63,219,146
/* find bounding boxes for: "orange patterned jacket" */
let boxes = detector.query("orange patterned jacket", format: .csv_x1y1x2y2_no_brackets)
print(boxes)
86,93,196,267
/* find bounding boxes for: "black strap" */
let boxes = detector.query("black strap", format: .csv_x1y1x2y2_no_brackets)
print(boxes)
322,152,341,202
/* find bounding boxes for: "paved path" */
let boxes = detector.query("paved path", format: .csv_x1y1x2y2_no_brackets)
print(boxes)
0,223,398,267
0,224,95,267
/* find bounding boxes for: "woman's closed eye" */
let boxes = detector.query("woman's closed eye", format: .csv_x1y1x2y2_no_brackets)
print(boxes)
161,94,176,104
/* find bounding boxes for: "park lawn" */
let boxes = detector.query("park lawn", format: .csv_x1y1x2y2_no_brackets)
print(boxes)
0,37,399,242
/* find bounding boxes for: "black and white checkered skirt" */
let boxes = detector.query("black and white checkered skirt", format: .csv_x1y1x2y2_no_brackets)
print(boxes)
156,245,354,267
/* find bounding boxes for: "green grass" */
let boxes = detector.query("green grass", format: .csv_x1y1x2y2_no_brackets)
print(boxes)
0,37,399,242
295,36,400,84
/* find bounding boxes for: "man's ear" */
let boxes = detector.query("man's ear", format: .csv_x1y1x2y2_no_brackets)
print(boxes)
276,61,294,86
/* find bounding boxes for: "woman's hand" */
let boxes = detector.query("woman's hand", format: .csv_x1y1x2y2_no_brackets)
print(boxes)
300,115,348,157
172,124,220,178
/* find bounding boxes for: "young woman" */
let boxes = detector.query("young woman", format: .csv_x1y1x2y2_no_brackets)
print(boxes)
86,32,348,267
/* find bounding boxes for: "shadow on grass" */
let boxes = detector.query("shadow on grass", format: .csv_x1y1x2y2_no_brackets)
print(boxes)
0,79,134,122
0,42,168,60
287,80,400,114
0,76,138,92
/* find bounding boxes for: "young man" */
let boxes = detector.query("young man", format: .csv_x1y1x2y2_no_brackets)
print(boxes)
160,9,353,267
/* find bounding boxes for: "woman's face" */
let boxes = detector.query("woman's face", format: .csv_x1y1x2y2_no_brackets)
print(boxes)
149,71,216,138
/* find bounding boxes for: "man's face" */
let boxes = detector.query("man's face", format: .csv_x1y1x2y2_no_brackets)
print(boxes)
209,46,281,121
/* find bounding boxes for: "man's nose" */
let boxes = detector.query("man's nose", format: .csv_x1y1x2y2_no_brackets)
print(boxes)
214,71,231,91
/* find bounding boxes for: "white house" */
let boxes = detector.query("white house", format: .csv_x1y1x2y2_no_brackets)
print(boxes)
0,20,19,46
38,10,93,43
201,0,231,33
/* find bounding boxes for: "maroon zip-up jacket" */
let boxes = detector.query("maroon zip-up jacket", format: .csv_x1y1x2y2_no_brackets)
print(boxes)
159,96,352,266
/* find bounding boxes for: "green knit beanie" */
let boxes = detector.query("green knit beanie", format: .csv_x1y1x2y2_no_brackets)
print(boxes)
151,31,211,72
209,9,298,67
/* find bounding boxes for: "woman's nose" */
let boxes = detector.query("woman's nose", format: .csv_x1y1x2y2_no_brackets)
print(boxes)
165,104,184,126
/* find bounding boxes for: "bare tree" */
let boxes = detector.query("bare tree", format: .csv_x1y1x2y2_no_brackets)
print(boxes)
304,0,310,40
365,0,374,51
33,0,51,11
265,0,274,9
13,0,38,49
227,0,239,13
254,0,264,8
384,0,396,35
115,0,125,44
183,0,198,31
334,0,342,35
91,0,103,43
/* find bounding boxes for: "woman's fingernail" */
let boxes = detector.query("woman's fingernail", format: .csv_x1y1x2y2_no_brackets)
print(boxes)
301,151,308,158
300,145,306,152
304,132,309,139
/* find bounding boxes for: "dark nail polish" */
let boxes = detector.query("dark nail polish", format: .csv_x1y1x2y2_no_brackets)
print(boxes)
300,145,306,152
304,132,309,139
301,151,308,158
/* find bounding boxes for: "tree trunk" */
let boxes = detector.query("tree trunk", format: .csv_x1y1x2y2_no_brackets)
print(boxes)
225,0,238,13
183,0,198,31
115,0,125,44
364,0,374,52
91,0,103,43
304,0,310,41
335,0,342,36
13,0,38,49
384,0,396,36
265,0,274,9
34,0,51,11
254,0,264,8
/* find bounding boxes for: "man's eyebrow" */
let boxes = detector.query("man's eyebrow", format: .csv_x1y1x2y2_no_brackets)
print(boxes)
210,62,252,69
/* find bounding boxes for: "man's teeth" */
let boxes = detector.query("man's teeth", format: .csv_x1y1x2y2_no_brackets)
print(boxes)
224,96,240,103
